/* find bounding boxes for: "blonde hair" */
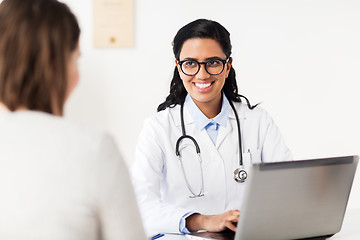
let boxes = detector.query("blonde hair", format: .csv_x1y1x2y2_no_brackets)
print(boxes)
0,0,80,115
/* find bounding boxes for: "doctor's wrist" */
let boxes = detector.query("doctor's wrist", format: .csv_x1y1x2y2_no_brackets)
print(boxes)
186,210,240,233
185,213,209,232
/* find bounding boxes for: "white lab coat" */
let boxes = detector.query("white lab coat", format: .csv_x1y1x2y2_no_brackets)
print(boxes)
131,101,292,237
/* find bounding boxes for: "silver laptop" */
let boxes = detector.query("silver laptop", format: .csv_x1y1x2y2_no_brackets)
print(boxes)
188,155,359,240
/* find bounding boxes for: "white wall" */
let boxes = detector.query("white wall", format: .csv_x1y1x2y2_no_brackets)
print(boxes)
61,0,360,209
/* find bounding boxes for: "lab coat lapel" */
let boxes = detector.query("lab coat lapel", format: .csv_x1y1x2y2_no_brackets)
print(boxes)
216,103,245,149
184,106,217,152
178,102,219,152
216,119,233,149
173,104,195,128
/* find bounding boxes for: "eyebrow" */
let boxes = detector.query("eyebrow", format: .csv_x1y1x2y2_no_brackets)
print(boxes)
181,56,225,61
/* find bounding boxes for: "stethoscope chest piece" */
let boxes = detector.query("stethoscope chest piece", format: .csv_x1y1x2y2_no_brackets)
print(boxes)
233,168,247,183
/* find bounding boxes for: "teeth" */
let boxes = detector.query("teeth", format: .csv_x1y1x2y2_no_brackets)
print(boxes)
194,82,211,89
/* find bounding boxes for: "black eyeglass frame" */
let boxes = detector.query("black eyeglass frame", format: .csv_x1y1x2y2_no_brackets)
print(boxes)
177,58,230,76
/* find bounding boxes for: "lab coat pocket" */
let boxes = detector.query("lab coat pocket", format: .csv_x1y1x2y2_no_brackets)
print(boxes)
243,148,262,165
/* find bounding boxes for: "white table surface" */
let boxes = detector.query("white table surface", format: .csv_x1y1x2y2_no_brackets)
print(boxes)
159,208,360,240
327,208,360,240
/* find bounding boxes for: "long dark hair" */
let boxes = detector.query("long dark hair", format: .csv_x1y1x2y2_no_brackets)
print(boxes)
157,19,257,112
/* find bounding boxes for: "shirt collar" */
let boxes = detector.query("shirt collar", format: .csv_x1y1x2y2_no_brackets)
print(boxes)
185,93,230,130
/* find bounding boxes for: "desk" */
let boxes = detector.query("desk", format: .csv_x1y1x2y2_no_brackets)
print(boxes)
160,209,360,240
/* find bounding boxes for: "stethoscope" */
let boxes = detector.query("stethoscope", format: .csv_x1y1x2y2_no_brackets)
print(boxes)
175,99,247,198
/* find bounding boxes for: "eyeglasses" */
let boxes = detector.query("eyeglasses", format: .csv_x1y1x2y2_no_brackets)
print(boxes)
177,58,229,76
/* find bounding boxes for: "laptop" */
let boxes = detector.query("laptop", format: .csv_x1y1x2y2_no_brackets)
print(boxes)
187,155,359,240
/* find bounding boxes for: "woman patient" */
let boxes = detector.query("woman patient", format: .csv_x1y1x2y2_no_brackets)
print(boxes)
0,0,145,239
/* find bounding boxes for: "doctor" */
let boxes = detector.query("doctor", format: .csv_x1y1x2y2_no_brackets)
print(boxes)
131,19,292,237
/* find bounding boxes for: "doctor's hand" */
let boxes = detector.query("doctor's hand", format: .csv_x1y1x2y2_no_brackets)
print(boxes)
186,210,240,233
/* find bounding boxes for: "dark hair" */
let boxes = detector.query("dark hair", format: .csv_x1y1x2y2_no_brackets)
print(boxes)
0,0,80,115
157,19,256,112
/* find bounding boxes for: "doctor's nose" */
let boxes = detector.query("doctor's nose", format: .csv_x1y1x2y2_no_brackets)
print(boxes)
196,64,211,79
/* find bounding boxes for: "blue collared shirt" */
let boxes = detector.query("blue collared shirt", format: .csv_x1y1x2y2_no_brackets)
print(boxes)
179,93,230,233
185,93,230,145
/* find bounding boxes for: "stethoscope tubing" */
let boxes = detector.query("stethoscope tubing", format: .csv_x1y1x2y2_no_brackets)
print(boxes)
175,99,244,197
228,100,243,167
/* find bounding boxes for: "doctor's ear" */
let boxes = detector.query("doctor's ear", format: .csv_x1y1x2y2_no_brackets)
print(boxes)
175,60,183,74
175,59,181,69
227,57,233,68
226,57,233,78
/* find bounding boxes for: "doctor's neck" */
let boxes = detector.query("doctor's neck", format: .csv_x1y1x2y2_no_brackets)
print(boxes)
191,95,222,119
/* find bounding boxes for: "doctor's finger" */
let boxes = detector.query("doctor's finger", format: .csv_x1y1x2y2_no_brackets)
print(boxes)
224,221,237,232
226,210,240,221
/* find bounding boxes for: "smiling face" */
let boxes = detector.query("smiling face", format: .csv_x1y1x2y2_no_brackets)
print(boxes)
176,38,232,115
